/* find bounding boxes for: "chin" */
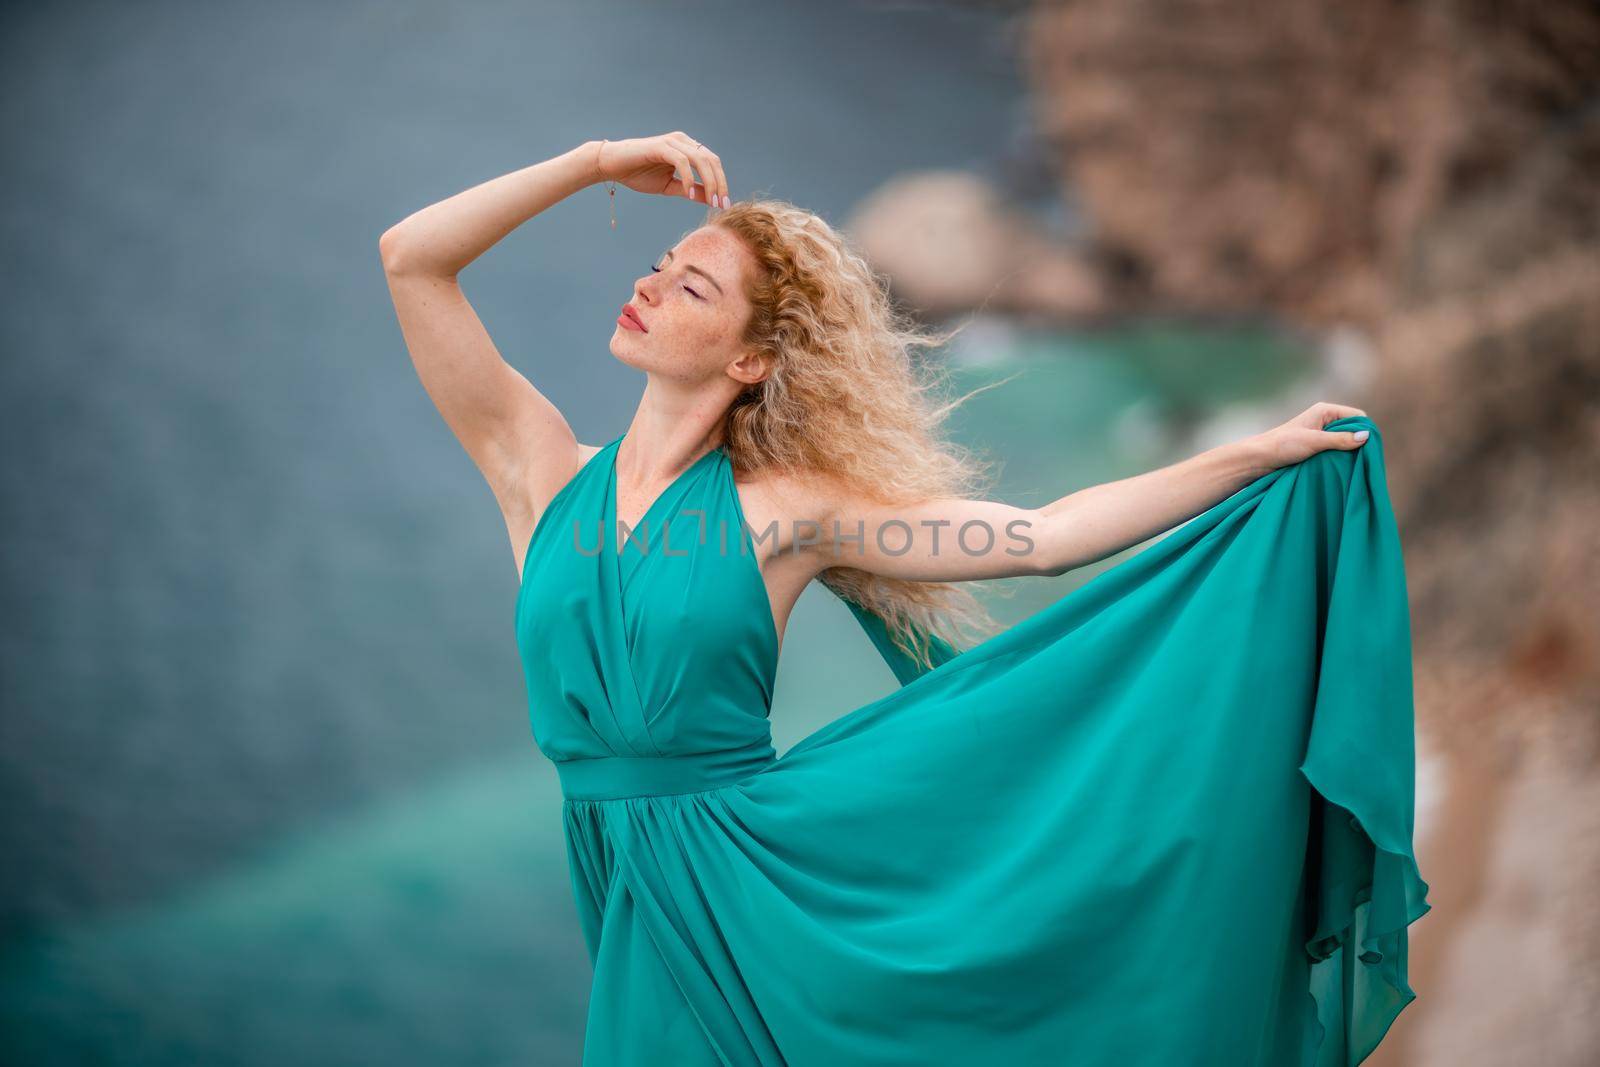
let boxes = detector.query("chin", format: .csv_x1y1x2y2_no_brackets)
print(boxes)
609,333,651,371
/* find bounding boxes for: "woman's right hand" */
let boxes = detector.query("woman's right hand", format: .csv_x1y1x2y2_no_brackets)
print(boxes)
594,133,731,209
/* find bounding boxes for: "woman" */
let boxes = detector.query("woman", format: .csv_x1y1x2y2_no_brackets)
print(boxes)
381,132,1429,1067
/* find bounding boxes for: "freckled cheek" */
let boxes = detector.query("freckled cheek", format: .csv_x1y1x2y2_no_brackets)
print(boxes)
681,314,727,348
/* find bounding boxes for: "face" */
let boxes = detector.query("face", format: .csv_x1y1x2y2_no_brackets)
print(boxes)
612,226,765,389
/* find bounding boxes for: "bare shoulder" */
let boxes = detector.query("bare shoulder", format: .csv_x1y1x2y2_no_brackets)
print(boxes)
730,459,1048,584
729,461,858,581
730,461,842,528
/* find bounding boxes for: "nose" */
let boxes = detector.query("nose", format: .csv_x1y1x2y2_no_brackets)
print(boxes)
638,267,663,298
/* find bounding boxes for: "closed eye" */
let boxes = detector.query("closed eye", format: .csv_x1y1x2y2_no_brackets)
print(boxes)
651,263,703,300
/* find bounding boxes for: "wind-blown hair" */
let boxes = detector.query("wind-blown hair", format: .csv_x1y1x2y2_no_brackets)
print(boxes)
706,198,1011,669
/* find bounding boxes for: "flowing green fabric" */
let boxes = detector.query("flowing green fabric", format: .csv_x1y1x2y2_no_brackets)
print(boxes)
512,414,1430,1066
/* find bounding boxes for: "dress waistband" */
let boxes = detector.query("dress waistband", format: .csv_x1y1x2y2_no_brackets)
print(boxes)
555,741,778,801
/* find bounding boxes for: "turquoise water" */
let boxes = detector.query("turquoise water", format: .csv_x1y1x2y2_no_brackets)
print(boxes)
1,758,588,1063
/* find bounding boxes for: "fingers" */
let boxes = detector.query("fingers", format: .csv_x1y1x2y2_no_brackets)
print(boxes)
1323,403,1369,447
670,132,729,209
665,133,700,201
683,134,726,208
663,145,696,200
699,145,730,208
1293,401,1368,434
1316,427,1369,450
1314,401,1367,425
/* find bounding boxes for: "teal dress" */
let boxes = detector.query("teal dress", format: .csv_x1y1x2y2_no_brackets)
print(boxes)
513,414,1430,1066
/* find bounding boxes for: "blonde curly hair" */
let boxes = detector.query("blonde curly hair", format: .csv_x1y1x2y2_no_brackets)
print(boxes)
703,198,1012,669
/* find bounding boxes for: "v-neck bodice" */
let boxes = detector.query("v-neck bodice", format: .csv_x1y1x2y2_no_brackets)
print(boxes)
610,434,726,560
514,434,783,798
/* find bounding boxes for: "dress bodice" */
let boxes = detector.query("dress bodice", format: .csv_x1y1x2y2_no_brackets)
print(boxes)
514,434,784,800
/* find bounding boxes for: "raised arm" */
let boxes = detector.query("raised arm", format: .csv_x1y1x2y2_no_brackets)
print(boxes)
802,403,1368,582
378,141,607,577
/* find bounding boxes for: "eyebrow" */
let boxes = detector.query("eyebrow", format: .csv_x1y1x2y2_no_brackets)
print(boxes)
661,249,725,297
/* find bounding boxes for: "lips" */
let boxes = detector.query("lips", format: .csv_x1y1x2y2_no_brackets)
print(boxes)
620,304,648,332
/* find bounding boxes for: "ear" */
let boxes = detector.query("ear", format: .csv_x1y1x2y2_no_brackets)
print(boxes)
727,349,770,388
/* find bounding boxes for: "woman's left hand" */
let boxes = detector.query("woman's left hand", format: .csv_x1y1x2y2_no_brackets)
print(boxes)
1251,402,1371,472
